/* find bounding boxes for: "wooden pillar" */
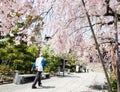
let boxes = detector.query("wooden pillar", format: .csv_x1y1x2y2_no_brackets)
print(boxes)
110,43,116,79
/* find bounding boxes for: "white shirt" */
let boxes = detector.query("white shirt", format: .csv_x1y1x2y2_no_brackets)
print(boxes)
35,57,43,71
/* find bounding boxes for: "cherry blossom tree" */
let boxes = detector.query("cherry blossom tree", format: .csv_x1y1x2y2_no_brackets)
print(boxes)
0,0,46,45
41,1,120,74
0,0,120,64
42,1,120,91
0,0,120,91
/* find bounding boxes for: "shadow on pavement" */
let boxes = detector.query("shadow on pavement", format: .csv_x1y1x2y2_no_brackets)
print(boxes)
56,74,81,78
89,84,108,91
37,85,55,89
65,75,81,78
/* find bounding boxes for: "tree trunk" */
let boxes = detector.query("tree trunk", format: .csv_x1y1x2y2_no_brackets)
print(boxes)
114,10,120,92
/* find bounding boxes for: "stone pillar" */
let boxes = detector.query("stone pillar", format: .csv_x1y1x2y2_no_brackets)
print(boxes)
57,66,61,76
76,65,79,73
13,70,19,84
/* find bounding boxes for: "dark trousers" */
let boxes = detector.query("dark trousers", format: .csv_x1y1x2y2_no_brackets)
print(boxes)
32,71,42,87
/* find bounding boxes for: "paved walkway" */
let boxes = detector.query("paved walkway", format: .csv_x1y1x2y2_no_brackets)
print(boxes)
0,72,108,92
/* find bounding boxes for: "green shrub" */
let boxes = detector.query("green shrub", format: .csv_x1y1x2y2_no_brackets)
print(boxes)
111,79,117,92
0,64,13,76
0,40,39,74
69,60,76,72
109,72,117,92
44,55,60,73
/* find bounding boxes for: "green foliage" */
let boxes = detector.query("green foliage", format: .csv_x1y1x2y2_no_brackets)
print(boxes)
68,59,76,72
0,64,13,76
0,40,8,47
0,38,77,74
44,55,60,72
0,13,44,75
26,45,38,58
109,73,117,92
0,48,7,60
43,49,60,73
111,79,117,92
12,59,23,70
10,44,39,74
41,44,76,73
0,39,39,74
39,43,59,72
0,40,8,59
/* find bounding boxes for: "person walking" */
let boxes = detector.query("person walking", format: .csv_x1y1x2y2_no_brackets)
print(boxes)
32,53,45,89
